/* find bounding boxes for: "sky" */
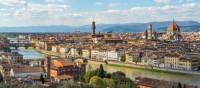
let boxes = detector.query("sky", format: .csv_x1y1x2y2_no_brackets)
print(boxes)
0,0,200,27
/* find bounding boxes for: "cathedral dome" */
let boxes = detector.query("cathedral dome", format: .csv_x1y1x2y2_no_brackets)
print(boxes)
167,20,180,33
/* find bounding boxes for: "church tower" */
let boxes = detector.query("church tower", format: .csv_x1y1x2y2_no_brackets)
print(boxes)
147,24,153,40
92,21,96,35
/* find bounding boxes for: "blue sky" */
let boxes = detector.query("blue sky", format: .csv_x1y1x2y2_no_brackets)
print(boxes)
0,0,200,27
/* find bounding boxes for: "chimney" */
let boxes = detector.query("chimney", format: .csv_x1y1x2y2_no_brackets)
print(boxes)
47,56,51,79
92,21,96,35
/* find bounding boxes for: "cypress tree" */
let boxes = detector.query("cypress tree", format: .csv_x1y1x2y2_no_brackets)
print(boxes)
0,72,3,82
177,82,182,88
97,64,105,78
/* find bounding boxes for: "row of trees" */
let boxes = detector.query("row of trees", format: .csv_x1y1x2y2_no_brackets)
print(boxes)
0,83,43,88
83,64,136,88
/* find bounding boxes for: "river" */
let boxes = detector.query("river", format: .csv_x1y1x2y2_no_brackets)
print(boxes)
12,47,45,60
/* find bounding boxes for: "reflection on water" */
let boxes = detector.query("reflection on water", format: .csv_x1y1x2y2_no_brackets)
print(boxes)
88,61,200,87
13,47,45,60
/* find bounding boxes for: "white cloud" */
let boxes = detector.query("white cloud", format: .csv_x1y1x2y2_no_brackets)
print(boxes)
108,2,120,7
27,3,69,13
13,3,70,17
91,3,200,24
95,2,103,6
45,0,65,3
178,0,193,3
0,1,200,26
153,0,171,4
0,0,26,6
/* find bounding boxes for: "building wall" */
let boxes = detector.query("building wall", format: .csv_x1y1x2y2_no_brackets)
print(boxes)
60,47,69,54
164,56,198,71
82,49,90,59
107,50,119,61
91,50,100,60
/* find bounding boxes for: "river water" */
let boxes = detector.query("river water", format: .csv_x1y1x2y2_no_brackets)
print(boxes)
88,61,200,87
12,47,45,60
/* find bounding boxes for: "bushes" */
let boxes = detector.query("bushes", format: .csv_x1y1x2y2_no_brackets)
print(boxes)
0,83,42,88
103,78,114,88
83,64,136,88
111,71,126,80
83,65,94,83
111,71,135,88
59,80,91,88
89,76,105,88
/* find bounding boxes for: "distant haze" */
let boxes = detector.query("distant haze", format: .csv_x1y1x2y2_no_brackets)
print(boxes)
0,21,199,33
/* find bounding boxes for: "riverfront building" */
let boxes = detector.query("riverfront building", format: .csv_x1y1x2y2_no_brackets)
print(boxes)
164,53,199,71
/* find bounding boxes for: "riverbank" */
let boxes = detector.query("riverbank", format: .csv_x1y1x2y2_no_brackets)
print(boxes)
106,61,200,76
106,63,188,75
32,47,200,76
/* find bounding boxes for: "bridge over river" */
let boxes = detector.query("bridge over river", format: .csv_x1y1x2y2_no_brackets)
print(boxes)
8,37,34,49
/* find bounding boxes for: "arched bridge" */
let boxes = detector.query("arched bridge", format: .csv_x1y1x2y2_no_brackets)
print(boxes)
9,39,35,49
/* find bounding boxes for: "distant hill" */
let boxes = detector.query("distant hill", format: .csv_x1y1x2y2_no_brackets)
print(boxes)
100,21,200,32
0,21,200,33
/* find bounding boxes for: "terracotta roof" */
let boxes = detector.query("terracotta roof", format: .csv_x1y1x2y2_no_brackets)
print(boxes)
167,20,181,33
51,59,74,68
13,65,44,74
136,77,197,88
165,53,180,57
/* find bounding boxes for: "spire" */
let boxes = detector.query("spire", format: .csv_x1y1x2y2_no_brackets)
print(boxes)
172,18,175,31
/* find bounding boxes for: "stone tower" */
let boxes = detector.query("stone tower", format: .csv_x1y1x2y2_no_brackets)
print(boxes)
92,21,96,35
147,24,153,40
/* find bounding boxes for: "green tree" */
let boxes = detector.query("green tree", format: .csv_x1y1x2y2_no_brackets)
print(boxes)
111,71,126,80
105,73,111,79
0,72,3,82
177,82,182,88
40,74,44,84
59,80,91,88
104,60,108,64
120,55,126,62
0,83,42,88
103,78,115,88
97,64,105,78
111,71,133,88
83,64,94,83
89,76,105,88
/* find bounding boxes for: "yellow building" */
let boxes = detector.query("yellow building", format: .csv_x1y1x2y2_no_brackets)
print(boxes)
125,53,134,63
82,49,90,59
178,57,199,71
60,47,69,55
52,45,59,53
164,53,180,69
164,53,199,71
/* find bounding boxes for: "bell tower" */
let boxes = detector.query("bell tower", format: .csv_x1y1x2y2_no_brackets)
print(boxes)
92,21,96,35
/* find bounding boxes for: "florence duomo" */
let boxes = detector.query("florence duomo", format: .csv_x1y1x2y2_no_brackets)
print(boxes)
143,20,183,42
163,20,183,41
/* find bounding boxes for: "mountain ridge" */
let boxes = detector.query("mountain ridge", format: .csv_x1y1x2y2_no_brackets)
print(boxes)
0,20,200,32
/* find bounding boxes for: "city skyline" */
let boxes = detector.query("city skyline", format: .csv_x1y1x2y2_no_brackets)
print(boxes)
0,0,200,27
